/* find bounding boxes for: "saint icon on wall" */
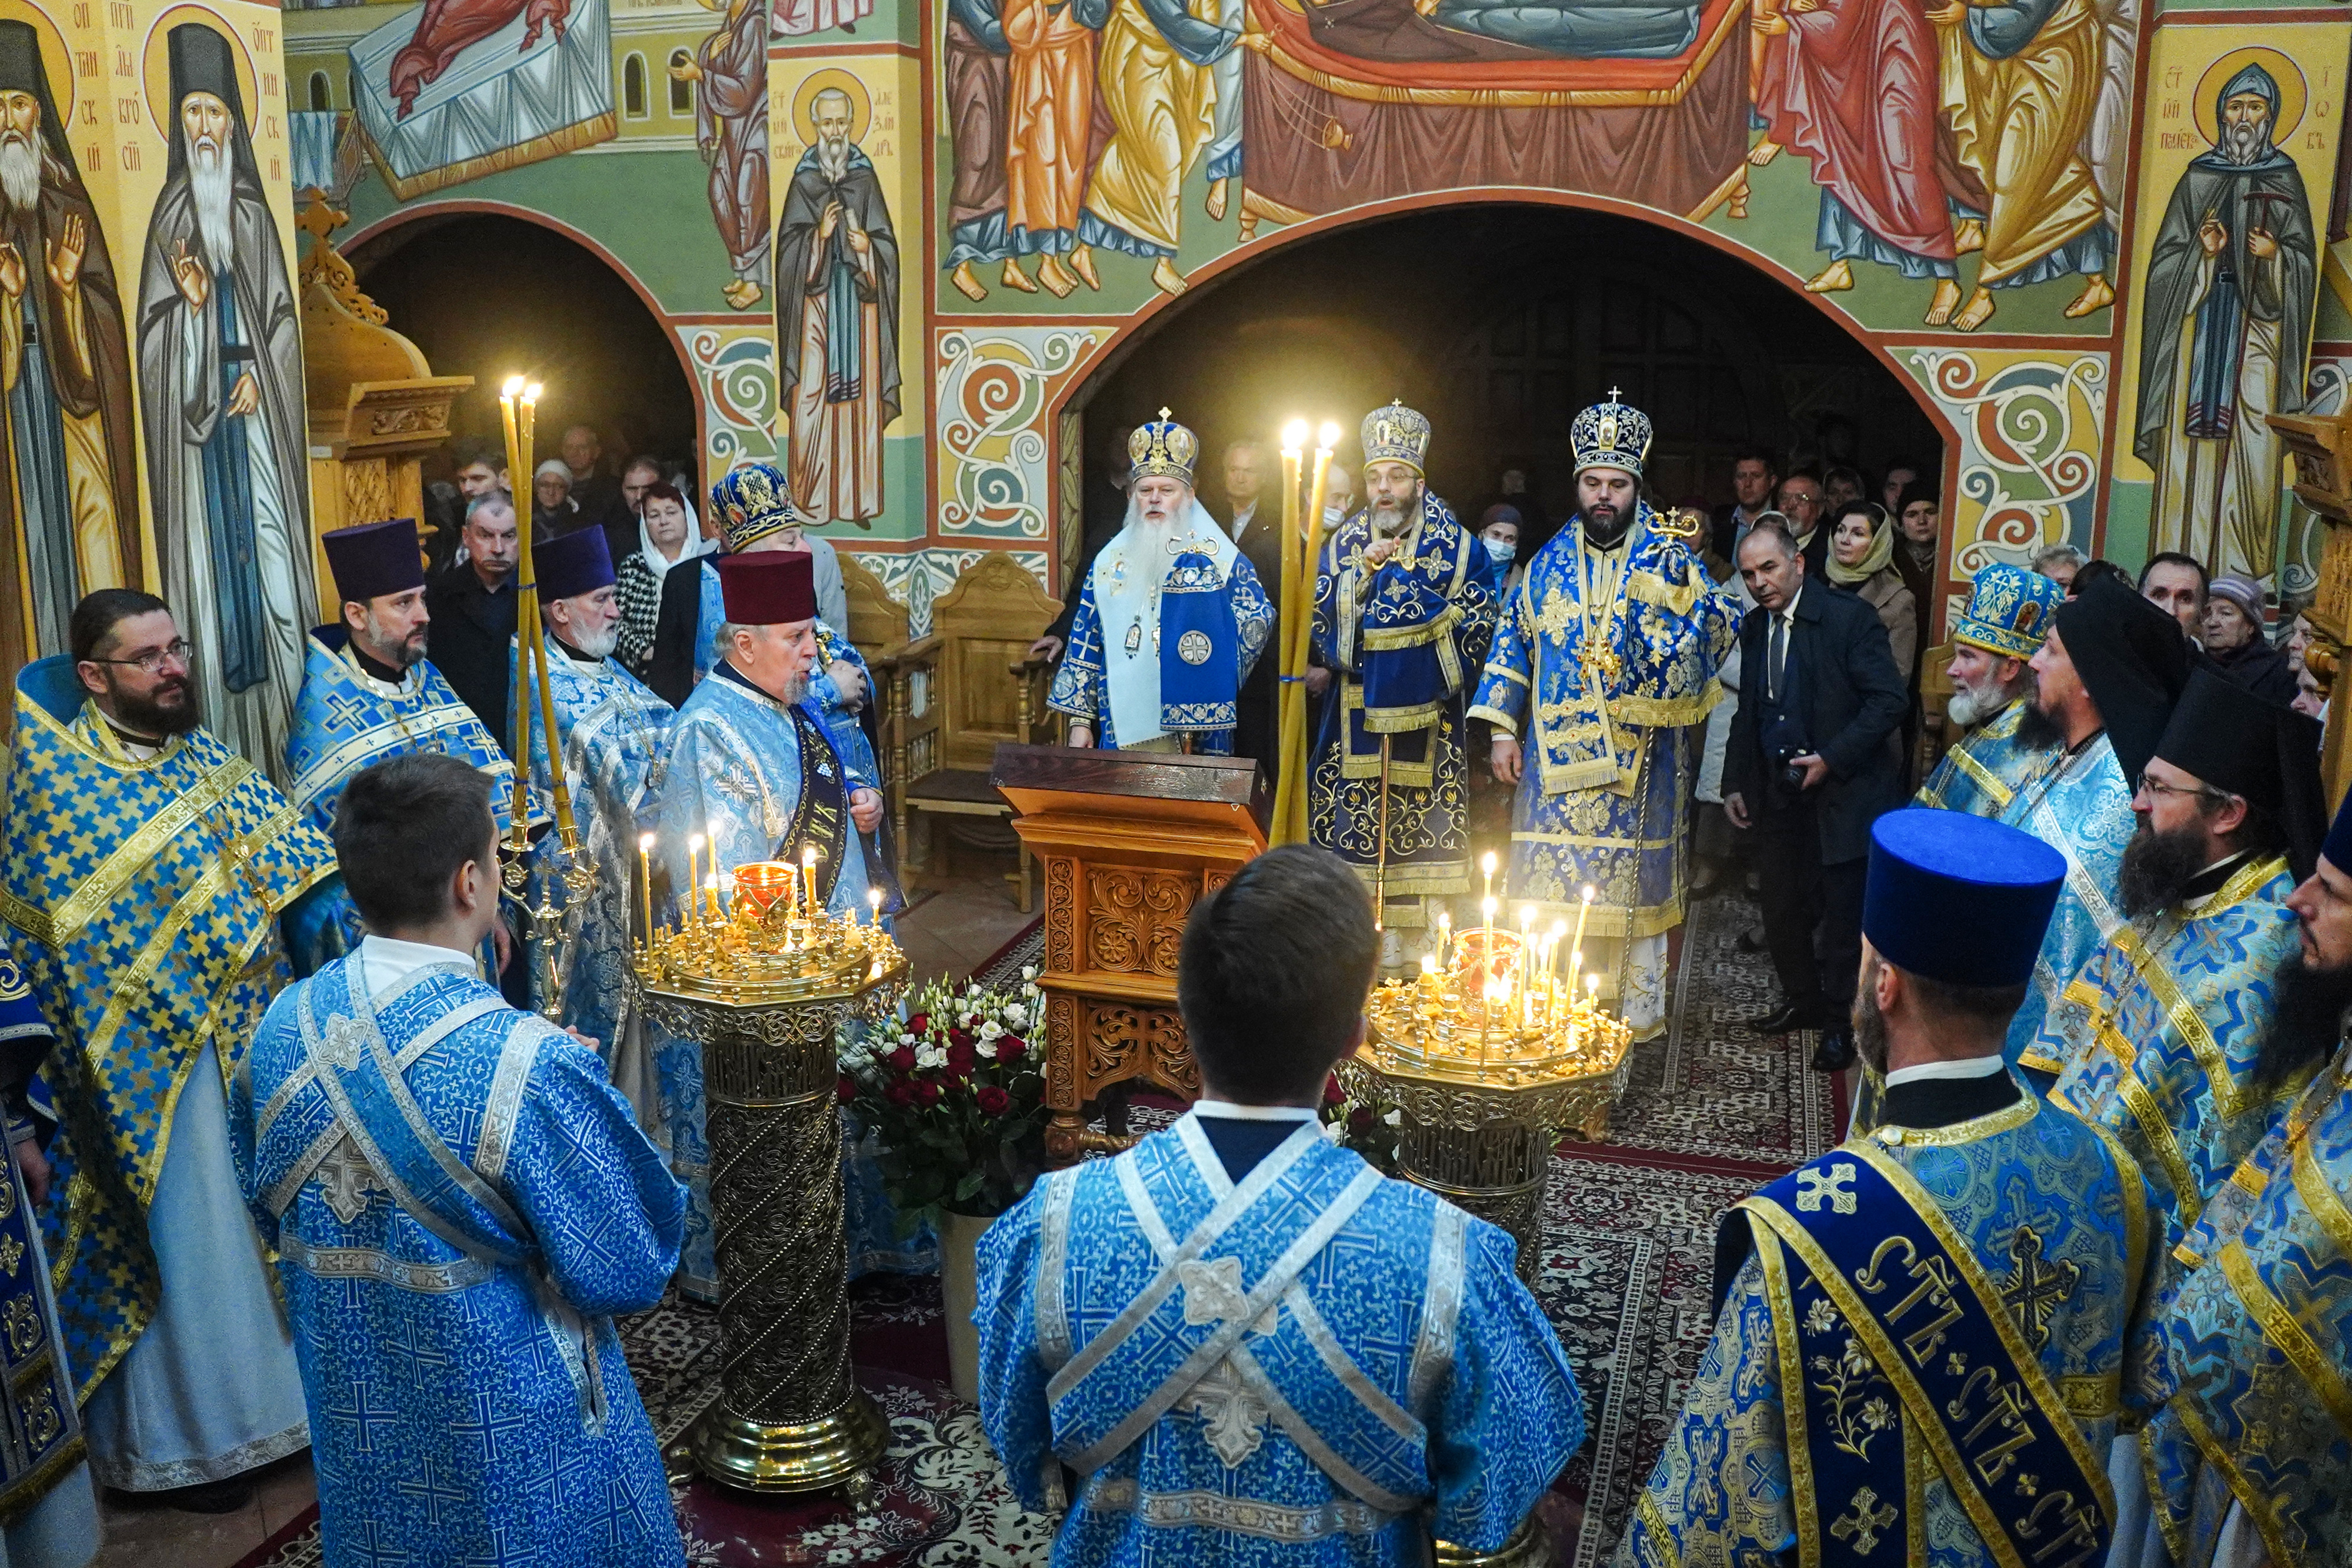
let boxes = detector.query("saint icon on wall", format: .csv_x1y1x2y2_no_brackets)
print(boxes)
0,12,139,671
676,0,768,310
136,20,317,778
2133,47,2318,586
776,71,900,527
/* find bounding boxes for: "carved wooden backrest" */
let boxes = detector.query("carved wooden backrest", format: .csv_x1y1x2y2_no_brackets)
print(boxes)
931,554,1061,773
1916,638,1956,778
838,551,908,664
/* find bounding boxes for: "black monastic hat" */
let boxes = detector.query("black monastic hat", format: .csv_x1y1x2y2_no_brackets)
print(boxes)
0,22,42,98
534,527,615,603
2052,574,2190,787
166,23,243,122
322,519,425,606
2154,665,2327,877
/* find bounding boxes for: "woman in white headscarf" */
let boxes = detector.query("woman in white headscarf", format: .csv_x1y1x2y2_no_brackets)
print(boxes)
613,482,714,676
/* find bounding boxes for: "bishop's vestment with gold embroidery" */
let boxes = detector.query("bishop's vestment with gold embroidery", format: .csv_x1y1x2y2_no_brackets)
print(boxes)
1616,1091,2163,1568
1467,504,1737,1037
1915,699,2058,819
976,1113,1583,1565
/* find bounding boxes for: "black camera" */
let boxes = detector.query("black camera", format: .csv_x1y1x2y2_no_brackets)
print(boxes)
1772,745,1807,792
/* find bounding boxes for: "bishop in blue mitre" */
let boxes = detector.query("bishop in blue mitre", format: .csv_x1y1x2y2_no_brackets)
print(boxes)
235,753,686,1567
647,550,921,1295
977,844,1583,1566
2,590,346,1503
1047,409,1274,755
1468,394,1738,1037
1311,403,1496,955
2032,668,2322,1245
513,527,676,1122
1995,574,2186,1071
1915,563,2064,818
1619,808,2163,1568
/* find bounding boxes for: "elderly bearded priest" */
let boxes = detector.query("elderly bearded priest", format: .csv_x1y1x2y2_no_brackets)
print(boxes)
1915,562,2066,818
1047,410,1274,755
1619,809,2163,1568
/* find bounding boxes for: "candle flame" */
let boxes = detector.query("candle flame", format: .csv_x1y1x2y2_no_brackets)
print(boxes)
1581,885,1595,903
688,833,705,852
1281,419,1309,452
1519,905,1535,927
1587,972,1601,995
803,847,818,867
523,382,543,403
1551,920,1568,938
1419,954,1436,975
501,375,525,398
1318,420,1342,448
639,833,656,851
1481,897,1498,917
1482,851,1498,874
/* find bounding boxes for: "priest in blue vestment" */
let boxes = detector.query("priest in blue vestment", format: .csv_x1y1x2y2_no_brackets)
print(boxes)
1619,808,2164,1568
235,753,686,1567
978,843,1583,1564
1995,574,2186,1070
1047,409,1275,755
646,550,921,1295
1313,403,1497,966
1469,395,1739,1035
3,589,345,1507
1915,563,2064,818
514,527,676,1124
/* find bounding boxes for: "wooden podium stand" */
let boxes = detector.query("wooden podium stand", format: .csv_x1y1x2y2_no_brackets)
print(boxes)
991,745,1268,1164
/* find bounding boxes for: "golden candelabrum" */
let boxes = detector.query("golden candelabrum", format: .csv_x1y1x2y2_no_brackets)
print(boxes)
1334,887,1635,1292
630,855,907,1499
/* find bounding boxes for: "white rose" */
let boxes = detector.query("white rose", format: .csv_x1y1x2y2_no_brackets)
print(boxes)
978,1020,1004,1041
1021,965,1038,981
1003,1004,1027,1027
1322,1121,1345,1143
974,1038,997,1059
916,1045,947,1071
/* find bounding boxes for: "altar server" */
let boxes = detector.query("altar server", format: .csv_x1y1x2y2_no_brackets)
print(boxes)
977,844,1584,1564
1618,808,2163,1568
2032,668,2321,1240
516,527,676,1118
236,753,685,1567
1915,561,2064,818
1048,409,1275,755
1471,393,1739,1034
2,590,344,1506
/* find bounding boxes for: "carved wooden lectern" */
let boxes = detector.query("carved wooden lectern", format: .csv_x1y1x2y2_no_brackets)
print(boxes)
990,745,1268,1164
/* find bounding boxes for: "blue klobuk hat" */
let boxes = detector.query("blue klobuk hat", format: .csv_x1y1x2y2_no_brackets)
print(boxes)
1864,808,2066,987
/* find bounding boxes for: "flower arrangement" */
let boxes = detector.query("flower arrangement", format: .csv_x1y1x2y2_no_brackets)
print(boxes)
1320,1075,1402,1174
837,968,1050,1232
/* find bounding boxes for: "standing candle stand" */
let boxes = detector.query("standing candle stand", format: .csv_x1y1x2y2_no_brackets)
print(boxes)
629,861,908,1498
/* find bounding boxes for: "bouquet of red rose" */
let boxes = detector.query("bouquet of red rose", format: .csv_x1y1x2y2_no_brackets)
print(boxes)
837,968,1050,1233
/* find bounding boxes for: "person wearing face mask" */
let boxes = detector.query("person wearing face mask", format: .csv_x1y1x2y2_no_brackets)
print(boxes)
1469,393,1742,1037
1476,503,1522,601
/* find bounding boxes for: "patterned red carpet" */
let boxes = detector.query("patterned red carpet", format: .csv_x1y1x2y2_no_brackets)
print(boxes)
234,892,1838,1567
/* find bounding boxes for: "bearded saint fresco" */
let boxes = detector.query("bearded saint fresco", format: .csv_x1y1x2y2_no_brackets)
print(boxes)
0,19,137,673
136,22,317,781
2135,60,2317,587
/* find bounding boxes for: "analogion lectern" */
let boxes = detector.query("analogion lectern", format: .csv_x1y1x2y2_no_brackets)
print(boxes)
990,745,1267,1164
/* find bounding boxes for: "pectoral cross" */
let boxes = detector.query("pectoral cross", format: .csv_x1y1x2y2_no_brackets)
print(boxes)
1999,1225,2079,1349
1830,1487,1898,1556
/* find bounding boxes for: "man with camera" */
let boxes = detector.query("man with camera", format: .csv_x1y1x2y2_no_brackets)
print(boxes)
1723,517,1908,1071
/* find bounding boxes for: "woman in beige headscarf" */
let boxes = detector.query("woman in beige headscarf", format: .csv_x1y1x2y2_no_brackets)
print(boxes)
1825,499,1916,683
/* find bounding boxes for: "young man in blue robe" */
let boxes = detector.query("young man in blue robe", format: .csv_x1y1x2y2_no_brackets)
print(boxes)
1470,395,1739,1035
234,753,687,1567
646,549,920,1294
1914,562,2064,818
1619,808,2164,1568
977,844,1585,1564
514,527,676,1122
1047,409,1275,756
2,590,345,1509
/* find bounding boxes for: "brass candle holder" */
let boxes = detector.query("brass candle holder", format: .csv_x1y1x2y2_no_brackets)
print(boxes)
630,860,908,1499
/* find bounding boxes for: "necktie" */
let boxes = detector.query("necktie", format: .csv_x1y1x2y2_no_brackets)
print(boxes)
1770,615,1788,704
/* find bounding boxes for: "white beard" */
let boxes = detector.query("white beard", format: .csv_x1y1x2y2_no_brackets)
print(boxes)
188,140,236,270
816,135,850,183
564,620,622,660
2224,116,2271,167
0,135,39,218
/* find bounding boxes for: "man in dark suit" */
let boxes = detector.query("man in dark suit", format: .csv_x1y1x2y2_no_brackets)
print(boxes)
1221,439,1282,781
1723,516,1908,1071
424,491,522,751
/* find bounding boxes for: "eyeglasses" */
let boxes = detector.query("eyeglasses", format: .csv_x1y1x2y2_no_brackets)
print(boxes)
85,639,193,674
2134,771,2228,805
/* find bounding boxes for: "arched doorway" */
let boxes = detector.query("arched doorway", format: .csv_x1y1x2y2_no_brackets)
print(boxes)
1073,203,1943,549
346,212,700,483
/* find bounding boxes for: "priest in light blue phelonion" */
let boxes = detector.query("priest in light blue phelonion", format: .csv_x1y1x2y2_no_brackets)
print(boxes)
647,549,922,1295
1618,808,2164,1568
977,845,1583,1565
514,527,676,1124
1914,562,2064,818
234,753,686,1567
1048,409,1274,754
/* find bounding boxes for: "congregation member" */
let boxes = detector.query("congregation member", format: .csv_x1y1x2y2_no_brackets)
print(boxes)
2,590,346,1508
647,550,904,1297
1889,484,1940,650
2204,571,2298,705
2140,549,2209,643
2033,541,2087,591
1050,412,1275,758
1772,470,1830,573
532,458,583,539
1722,517,1908,1071
1620,809,2163,1568
2028,667,2321,1236
1708,444,1779,564
1916,562,2065,817
1992,574,2184,1065
237,753,687,1566
613,480,716,681
1221,439,1284,775
977,844,1585,1563
1822,499,1917,684
1472,394,1738,1034
1474,503,1521,602
1309,402,1492,965
2134,776,2352,1567
515,527,676,1118
425,492,524,747
561,422,633,540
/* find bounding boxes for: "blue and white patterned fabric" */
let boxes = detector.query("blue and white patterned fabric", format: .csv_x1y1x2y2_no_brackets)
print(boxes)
235,948,686,1567
2034,854,2301,1246
977,1114,1583,1565
1915,699,2059,819
1617,1091,2164,1568
1996,735,2136,1068
692,559,883,787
